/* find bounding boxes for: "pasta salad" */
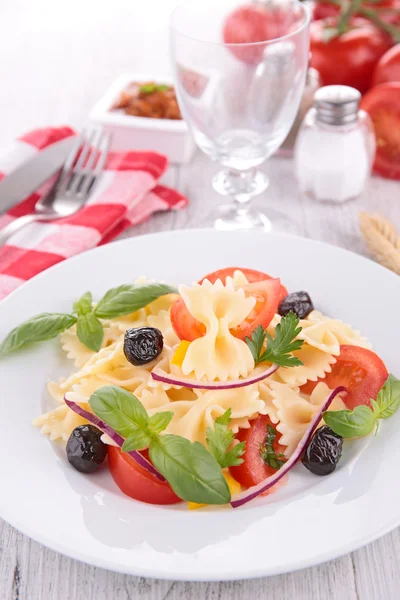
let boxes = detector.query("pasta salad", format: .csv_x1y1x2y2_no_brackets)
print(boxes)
1,267,399,509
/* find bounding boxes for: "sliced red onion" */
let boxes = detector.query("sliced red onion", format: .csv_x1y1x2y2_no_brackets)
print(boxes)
150,363,279,390
230,386,348,508
64,397,166,482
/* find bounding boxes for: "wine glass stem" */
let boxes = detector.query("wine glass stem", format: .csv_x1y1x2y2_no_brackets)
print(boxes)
213,168,269,207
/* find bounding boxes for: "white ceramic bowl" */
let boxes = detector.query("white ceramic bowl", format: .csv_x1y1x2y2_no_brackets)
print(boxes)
89,74,196,164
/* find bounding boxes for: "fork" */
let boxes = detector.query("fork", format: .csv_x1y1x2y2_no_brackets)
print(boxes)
0,129,111,247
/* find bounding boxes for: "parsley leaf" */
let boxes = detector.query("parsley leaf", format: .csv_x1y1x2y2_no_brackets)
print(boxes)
206,409,246,469
260,424,286,470
245,325,266,363
245,312,304,367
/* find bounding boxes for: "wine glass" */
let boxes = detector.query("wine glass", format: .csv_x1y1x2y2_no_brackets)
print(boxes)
170,0,310,231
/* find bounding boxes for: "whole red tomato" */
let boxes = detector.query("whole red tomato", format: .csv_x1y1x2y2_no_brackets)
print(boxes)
372,44,400,85
310,18,393,93
360,82,400,179
313,0,400,21
223,4,304,64
223,5,270,64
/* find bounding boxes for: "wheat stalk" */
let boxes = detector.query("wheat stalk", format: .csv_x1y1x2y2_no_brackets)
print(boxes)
359,213,400,275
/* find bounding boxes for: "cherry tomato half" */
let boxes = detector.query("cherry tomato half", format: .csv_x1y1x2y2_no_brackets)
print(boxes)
108,446,181,505
230,415,286,488
170,278,282,342
199,267,288,299
300,345,388,410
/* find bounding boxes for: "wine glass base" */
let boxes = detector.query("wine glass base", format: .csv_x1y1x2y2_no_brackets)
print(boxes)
214,205,272,231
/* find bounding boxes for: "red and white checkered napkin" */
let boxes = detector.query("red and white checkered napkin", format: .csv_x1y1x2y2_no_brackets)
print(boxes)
0,126,188,300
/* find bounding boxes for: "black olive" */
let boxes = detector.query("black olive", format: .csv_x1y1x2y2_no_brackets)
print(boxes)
301,426,343,476
66,424,108,474
124,327,163,366
278,291,314,319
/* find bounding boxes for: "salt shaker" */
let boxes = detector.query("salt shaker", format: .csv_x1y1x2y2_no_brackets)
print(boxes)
294,85,376,203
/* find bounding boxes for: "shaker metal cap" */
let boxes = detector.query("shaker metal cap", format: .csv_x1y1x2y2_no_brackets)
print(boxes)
313,85,361,125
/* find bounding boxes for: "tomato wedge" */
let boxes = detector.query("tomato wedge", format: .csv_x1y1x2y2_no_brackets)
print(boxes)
230,280,281,340
170,297,205,342
170,278,282,342
229,415,286,488
108,446,181,505
199,267,288,300
300,345,388,410
360,83,400,180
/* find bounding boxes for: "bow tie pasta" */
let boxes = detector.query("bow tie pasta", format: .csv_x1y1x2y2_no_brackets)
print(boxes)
139,384,265,446
269,381,347,456
179,279,256,381
29,267,391,511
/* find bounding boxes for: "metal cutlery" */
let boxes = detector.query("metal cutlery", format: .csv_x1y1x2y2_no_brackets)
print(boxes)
0,129,111,247
0,135,78,215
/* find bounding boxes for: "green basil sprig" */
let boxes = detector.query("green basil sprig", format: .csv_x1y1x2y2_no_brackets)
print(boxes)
0,282,178,358
89,385,231,505
323,374,400,438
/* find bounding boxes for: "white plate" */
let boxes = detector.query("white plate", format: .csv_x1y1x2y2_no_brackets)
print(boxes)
0,229,399,581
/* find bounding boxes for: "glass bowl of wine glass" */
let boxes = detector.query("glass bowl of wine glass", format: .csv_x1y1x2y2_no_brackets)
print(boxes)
170,0,310,230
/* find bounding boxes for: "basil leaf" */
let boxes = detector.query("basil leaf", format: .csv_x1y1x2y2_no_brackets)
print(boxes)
148,411,174,435
0,313,77,358
149,435,230,504
89,385,149,437
122,430,152,452
76,313,104,352
94,283,178,319
323,405,376,438
73,291,93,316
371,374,400,420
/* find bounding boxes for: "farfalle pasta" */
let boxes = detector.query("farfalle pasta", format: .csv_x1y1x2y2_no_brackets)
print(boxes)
273,344,336,387
139,384,264,446
299,310,372,356
18,267,390,508
269,381,347,456
180,280,255,381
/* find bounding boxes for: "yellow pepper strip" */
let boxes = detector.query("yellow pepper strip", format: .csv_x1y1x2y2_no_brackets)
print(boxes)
171,340,191,367
188,471,241,510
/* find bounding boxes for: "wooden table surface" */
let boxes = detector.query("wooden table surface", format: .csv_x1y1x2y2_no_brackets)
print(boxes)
1,0,400,598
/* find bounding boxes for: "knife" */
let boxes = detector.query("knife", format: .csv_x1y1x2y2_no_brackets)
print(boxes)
0,135,78,214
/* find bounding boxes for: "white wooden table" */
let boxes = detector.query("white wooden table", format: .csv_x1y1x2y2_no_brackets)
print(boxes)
1,0,400,598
